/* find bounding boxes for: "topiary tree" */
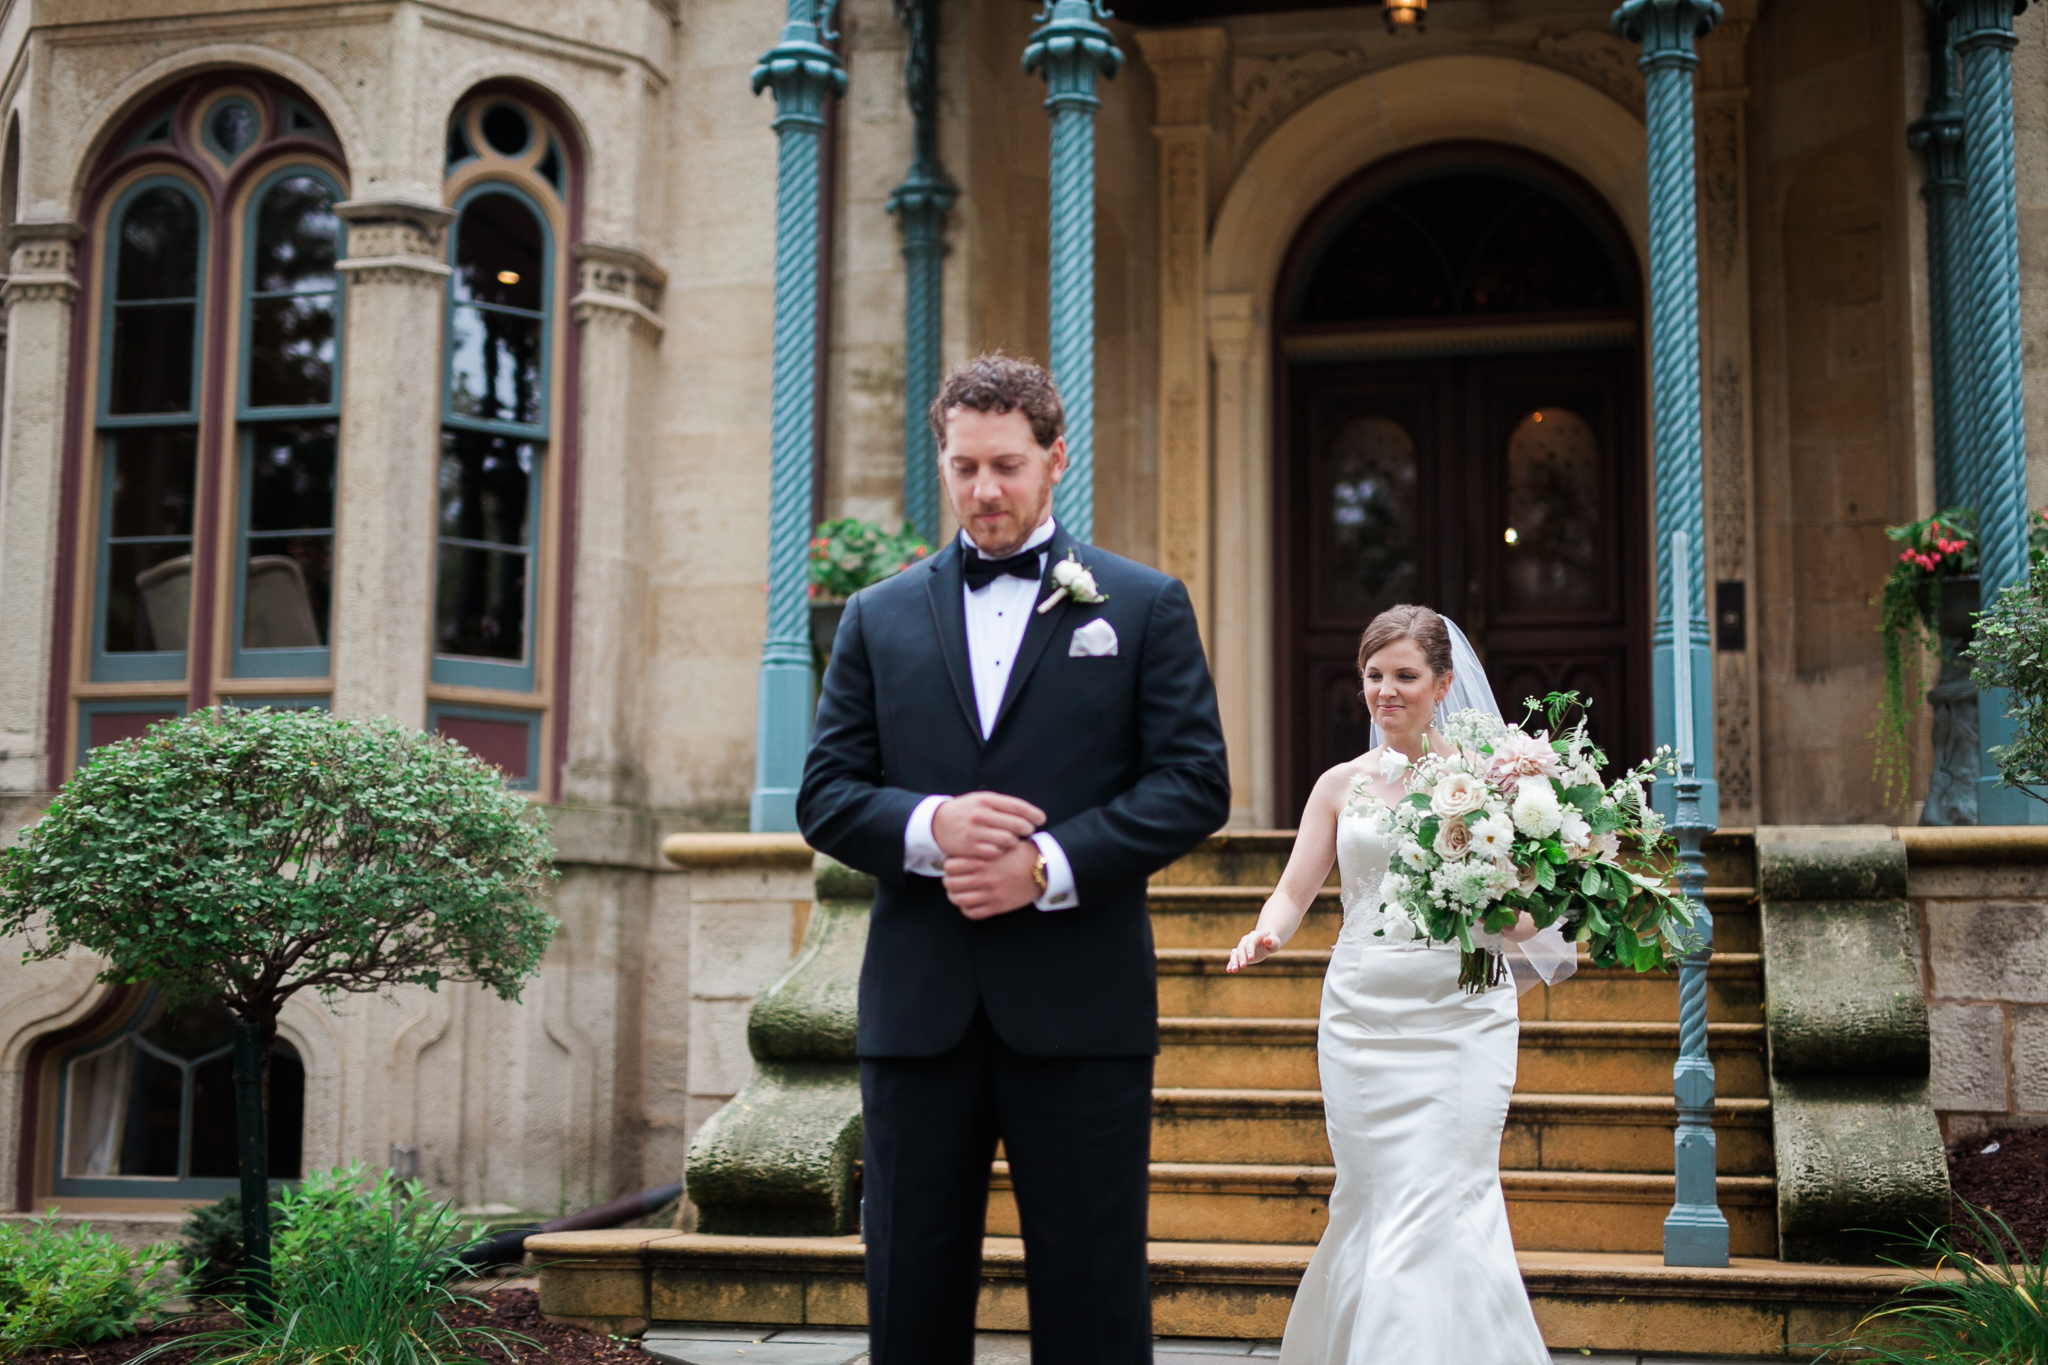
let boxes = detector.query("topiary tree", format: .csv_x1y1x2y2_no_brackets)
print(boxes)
1974,551,2048,806
0,706,557,1314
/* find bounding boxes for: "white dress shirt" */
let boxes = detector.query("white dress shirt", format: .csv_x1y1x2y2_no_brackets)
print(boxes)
902,518,1078,911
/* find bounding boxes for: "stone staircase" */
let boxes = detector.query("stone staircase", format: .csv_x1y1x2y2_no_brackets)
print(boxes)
994,833,1777,1260
533,830,1920,1355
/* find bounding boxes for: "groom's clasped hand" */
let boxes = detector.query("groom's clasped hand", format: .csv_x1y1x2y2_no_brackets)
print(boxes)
930,790,1048,919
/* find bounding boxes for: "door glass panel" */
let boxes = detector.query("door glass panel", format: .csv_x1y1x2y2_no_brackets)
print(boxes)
1321,415,1418,619
1501,407,1603,613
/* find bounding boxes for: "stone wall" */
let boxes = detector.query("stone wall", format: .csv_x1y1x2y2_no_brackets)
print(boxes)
1911,829,2048,1141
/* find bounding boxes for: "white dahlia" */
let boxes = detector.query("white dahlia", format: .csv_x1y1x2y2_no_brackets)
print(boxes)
1510,776,1564,838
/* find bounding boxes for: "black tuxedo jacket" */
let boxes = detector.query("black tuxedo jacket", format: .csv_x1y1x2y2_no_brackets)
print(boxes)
797,526,1231,1059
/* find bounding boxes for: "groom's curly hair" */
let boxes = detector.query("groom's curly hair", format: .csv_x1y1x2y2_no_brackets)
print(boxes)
930,353,1066,451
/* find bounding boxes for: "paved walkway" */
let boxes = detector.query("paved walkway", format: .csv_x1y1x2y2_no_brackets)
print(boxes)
639,1326,1786,1364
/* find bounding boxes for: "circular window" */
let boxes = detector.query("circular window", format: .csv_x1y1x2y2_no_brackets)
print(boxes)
203,97,260,163
481,103,531,158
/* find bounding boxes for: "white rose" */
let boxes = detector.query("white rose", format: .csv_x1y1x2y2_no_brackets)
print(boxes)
1382,911,1418,942
1558,809,1592,849
1470,811,1515,858
1429,772,1488,820
1433,816,1474,861
1378,749,1412,783
1591,831,1621,862
1052,559,1099,597
1380,871,1409,903
1509,776,1564,839
1398,840,1429,872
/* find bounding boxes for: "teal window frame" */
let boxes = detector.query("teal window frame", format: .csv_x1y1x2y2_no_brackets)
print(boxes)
231,164,346,680
90,174,208,685
433,180,552,693
52,989,303,1201
427,701,541,791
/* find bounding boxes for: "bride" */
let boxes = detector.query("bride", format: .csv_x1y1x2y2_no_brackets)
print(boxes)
1227,603,1552,1364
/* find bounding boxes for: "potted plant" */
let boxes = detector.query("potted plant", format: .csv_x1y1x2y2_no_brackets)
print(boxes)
808,518,935,661
1971,509,2048,807
1874,505,2048,809
1874,507,1978,807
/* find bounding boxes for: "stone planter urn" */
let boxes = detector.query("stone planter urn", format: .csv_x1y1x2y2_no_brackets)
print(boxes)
810,599,846,661
1920,574,1980,826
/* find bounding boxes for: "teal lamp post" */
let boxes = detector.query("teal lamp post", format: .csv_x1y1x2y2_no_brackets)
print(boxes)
1943,0,2043,825
1613,0,1727,1268
888,0,956,545
750,1,846,833
1024,1,1121,543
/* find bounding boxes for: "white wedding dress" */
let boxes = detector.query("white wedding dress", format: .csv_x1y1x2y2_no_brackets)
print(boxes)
1279,806,1550,1365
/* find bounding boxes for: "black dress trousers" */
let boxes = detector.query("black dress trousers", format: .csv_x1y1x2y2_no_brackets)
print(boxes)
859,1007,1155,1365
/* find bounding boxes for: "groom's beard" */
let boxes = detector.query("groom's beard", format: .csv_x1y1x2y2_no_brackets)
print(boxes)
957,493,1054,558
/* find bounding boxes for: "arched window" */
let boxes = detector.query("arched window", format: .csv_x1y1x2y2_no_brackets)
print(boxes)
427,94,573,789
57,997,304,1199
71,77,345,761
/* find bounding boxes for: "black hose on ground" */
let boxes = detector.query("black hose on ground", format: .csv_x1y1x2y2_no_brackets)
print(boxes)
452,1180,685,1269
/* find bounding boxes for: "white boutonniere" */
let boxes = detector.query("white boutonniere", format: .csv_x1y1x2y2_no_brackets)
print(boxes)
1037,551,1109,614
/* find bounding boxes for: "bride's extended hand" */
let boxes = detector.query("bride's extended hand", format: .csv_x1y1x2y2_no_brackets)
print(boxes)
1227,929,1283,972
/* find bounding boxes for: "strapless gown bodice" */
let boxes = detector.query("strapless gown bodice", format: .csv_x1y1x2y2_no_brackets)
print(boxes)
1333,809,1442,949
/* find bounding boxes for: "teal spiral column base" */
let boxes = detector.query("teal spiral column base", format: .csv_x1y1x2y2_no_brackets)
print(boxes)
1024,0,1121,543
750,2,846,833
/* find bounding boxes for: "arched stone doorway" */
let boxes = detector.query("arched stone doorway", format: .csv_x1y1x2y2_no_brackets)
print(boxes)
1273,144,1649,819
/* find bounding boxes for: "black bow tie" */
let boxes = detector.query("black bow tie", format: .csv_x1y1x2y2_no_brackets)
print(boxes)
963,548,1044,592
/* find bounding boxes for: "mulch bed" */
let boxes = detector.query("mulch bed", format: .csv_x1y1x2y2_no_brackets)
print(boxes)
12,1288,639,1365
1948,1125,2048,1261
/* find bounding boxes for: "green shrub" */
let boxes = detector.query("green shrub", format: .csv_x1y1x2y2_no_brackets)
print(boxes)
1829,1207,2048,1364
1974,550,2048,807
179,1165,489,1307
140,1189,524,1365
0,1212,183,1353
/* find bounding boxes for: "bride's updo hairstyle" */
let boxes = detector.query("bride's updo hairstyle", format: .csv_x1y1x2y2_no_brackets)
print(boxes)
1357,604,1454,679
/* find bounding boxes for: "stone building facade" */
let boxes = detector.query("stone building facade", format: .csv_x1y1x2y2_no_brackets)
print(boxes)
3,0,2048,1224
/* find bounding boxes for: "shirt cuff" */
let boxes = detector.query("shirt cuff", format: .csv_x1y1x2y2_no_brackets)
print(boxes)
1032,832,1078,911
904,794,952,877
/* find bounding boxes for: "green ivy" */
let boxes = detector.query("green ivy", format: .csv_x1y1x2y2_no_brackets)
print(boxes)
808,518,934,601
1872,507,1977,809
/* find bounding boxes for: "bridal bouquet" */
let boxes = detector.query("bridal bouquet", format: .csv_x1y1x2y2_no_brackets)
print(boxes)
1350,693,1696,992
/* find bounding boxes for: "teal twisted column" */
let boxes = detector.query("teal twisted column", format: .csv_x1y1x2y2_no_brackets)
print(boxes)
889,0,956,545
1909,9,1970,510
1024,1,1121,542
750,2,846,833
1614,0,1726,1269
1945,0,2044,823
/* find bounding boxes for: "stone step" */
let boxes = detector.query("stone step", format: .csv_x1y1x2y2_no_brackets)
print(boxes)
1149,1088,1774,1175
1155,948,1762,1023
984,1161,1776,1254
1155,1018,1768,1096
1146,885,1760,955
532,1230,1916,1354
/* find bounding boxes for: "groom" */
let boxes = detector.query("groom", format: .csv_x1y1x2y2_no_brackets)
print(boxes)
799,354,1231,1363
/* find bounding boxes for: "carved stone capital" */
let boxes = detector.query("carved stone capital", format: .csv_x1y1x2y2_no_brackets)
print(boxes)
573,242,667,313
6,220,82,279
1135,27,1230,134
335,199,458,262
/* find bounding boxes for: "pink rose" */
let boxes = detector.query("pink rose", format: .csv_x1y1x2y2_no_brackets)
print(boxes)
1433,816,1473,861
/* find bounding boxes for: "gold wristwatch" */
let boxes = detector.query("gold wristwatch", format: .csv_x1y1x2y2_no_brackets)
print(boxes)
1031,846,1048,895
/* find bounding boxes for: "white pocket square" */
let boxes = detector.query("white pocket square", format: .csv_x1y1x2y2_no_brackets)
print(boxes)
1069,618,1119,657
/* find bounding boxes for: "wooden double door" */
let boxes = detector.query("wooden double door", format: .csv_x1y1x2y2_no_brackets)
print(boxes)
1278,349,1649,821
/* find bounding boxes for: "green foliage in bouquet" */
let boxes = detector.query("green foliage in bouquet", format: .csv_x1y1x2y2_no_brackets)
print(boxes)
1972,543,2048,808
1363,692,1693,992
0,1212,184,1352
808,518,935,601
1826,1206,2047,1365
1873,507,1977,809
